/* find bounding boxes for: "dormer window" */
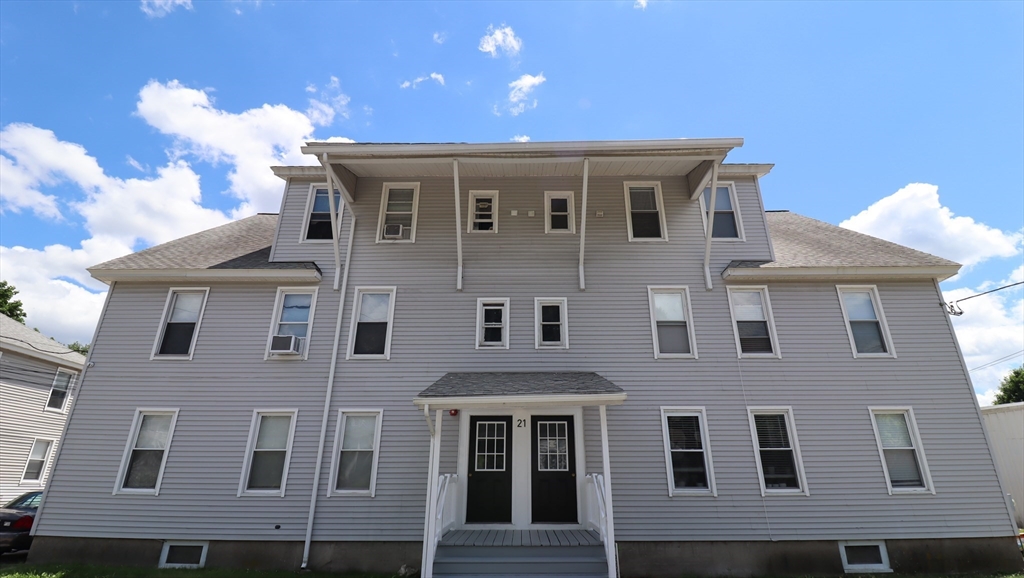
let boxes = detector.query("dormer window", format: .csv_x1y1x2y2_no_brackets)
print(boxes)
544,191,575,234
304,186,342,240
377,183,420,242
468,191,499,233
624,182,668,241
701,182,743,240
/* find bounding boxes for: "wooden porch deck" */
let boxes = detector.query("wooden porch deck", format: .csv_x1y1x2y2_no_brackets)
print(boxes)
438,528,602,547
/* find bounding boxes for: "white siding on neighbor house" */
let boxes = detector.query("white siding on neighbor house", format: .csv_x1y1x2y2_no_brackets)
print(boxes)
37,173,1013,544
980,402,1024,527
0,350,76,502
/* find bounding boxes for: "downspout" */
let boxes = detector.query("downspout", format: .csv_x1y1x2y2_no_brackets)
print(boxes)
31,281,116,536
301,206,357,569
319,154,344,291
702,162,721,290
578,158,590,291
452,159,464,291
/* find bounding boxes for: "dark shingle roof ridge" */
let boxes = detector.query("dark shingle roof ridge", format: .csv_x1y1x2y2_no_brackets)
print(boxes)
418,371,624,398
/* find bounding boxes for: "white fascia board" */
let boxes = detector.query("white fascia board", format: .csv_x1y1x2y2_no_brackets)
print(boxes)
718,163,774,177
722,265,960,282
302,138,744,158
412,392,627,409
89,268,322,284
270,166,328,180
0,341,85,370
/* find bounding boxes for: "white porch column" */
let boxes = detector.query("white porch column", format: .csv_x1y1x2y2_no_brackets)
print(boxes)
421,410,444,577
599,404,617,578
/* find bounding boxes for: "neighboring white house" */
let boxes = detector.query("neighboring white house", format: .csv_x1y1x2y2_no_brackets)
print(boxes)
981,401,1024,528
0,315,86,503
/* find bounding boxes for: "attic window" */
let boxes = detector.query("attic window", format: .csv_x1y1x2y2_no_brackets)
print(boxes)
305,187,342,240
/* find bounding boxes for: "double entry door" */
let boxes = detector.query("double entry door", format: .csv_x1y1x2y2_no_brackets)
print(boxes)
465,413,578,525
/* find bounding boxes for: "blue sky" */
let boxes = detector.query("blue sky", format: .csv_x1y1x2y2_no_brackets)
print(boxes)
1,1,1021,401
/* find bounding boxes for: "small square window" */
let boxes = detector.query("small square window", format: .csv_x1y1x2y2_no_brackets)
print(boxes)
239,410,297,497
535,298,568,349
544,191,576,234
727,287,781,358
348,288,397,359
623,182,668,241
468,191,499,233
46,369,75,411
476,298,510,349
266,288,317,359
159,542,208,569
700,182,744,240
377,183,420,242
115,409,178,495
331,410,383,496
304,185,343,241
647,287,698,359
21,439,53,483
837,286,895,358
152,288,209,360
839,541,892,573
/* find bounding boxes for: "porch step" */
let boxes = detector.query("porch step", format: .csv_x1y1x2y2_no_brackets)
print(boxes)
433,544,607,578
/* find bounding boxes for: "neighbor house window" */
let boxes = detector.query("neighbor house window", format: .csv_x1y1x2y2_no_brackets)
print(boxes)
748,408,808,495
304,186,342,240
331,410,383,496
239,410,297,496
21,439,53,483
348,288,397,359
624,182,667,241
476,298,510,349
152,288,210,359
701,182,743,239
837,286,895,358
660,408,716,496
534,298,568,349
115,409,178,495
377,183,420,242
727,287,781,358
647,287,697,359
265,288,318,359
159,542,209,569
46,369,75,411
468,191,499,233
870,408,932,494
544,191,575,233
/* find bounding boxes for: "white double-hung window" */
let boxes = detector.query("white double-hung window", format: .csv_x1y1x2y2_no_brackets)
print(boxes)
660,408,716,496
727,286,781,358
468,191,499,233
348,288,397,359
534,298,568,349
239,410,297,496
377,183,420,242
624,182,668,241
748,408,808,496
544,191,575,234
303,185,343,241
869,408,933,494
476,298,510,349
21,439,53,483
700,182,744,240
152,288,210,359
115,409,179,495
266,288,318,359
647,287,697,358
46,369,75,412
330,410,384,496
837,286,895,358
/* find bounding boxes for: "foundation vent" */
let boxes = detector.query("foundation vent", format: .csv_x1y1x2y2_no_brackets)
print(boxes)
839,541,891,573
159,541,208,569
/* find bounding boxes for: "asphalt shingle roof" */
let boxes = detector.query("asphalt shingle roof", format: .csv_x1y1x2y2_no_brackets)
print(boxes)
417,372,624,398
0,315,87,366
90,214,317,272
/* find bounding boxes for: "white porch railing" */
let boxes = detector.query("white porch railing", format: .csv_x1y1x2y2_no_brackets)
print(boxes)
424,473,458,578
585,473,617,578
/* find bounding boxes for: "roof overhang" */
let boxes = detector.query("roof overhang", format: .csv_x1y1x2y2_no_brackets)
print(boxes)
413,392,628,409
0,339,85,370
722,265,961,282
89,267,322,285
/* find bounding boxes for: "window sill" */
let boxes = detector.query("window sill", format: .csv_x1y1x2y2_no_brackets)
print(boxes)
655,354,697,360
43,407,67,415
19,480,44,486
476,344,510,350
329,490,374,497
300,239,337,244
150,355,194,361
705,236,746,243
265,355,307,361
890,487,933,495
627,237,669,243
238,490,286,498
348,354,390,360
852,353,897,359
738,353,782,360
114,488,159,496
669,489,715,497
545,230,576,235
535,345,569,350
375,239,416,244
763,488,808,496
468,229,498,234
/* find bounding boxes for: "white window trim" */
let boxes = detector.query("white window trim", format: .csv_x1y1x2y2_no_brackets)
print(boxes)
150,287,211,361
159,541,209,569
376,182,421,243
238,409,298,497
868,407,934,495
534,297,569,349
328,409,384,497
300,183,343,244
543,191,576,234
346,287,398,360
747,407,809,496
647,286,698,359
113,408,180,496
467,190,499,234
264,287,319,361
623,181,668,242
698,181,745,242
726,286,782,359
475,298,510,349
838,540,892,573
44,368,76,413
660,407,717,497
836,285,897,359
20,437,54,484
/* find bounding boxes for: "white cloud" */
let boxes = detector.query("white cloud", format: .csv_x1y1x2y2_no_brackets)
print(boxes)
840,183,1022,268
433,32,447,44
506,73,545,116
634,0,649,9
479,25,522,58
304,76,351,128
511,135,530,143
400,72,446,89
126,155,146,172
0,154,63,219
140,0,192,18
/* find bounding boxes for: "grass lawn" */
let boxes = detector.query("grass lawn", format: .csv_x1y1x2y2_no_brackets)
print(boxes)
0,566,391,578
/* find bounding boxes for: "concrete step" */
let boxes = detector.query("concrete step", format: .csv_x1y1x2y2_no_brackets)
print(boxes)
433,544,607,576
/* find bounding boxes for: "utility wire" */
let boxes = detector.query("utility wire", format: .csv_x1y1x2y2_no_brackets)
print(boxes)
0,335,83,355
945,281,1024,316
968,349,1024,373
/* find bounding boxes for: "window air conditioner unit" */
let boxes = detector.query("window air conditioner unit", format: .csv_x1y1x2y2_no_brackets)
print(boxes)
270,335,302,354
383,224,403,239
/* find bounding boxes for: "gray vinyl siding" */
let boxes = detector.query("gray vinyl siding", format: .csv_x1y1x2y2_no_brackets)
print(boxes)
37,173,1012,544
0,350,75,502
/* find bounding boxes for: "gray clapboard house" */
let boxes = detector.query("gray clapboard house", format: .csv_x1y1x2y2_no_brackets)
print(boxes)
0,315,85,504
30,139,1023,576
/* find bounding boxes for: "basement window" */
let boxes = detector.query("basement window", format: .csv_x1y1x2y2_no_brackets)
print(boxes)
159,541,208,569
838,541,891,573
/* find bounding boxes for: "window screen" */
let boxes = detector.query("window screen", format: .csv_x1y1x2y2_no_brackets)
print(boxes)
875,412,924,488
247,414,292,490
654,292,690,355
843,291,888,354
336,414,378,491
123,413,173,490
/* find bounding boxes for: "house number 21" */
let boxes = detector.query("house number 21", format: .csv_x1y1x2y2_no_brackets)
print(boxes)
516,419,526,428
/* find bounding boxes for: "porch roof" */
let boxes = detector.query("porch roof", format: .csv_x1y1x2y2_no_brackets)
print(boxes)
413,372,627,408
